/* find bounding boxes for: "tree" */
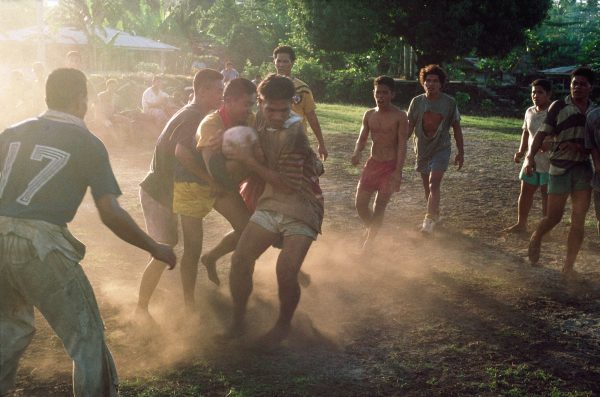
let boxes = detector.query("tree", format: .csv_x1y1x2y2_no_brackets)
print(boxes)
295,0,552,66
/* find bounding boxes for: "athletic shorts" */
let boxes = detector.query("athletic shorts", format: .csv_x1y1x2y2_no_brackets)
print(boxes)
250,209,317,240
519,169,549,186
172,182,215,219
547,163,592,195
358,158,398,193
139,187,178,246
417,146,451,175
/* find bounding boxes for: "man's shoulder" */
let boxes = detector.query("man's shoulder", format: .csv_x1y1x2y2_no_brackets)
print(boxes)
441,93,457,104
292,77,312,91
588,107,600,125
200,110,223,128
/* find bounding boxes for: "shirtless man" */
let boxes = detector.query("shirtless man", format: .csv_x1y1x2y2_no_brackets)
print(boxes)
407,64,464,234
351,76,408,247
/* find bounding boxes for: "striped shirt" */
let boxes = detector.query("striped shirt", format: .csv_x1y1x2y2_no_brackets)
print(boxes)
256,114,324,233
539,95,596,175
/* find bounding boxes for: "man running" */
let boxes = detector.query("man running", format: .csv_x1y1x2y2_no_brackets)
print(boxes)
351,76,408,248
0,68,175,397
273,45,328,160
526,66,597,278
225,74,324,346
504,79,553,234
407,64,464,234
137,69,223,315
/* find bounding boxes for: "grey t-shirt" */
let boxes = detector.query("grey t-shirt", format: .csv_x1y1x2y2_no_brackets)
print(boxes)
407,93,460,160
584,107,600,191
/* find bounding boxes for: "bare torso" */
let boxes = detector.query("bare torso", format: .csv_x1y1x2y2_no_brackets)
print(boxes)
367,105,406,161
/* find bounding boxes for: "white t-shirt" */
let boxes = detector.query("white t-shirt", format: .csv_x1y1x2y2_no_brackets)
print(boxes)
142,87,169,113
523,106,550,173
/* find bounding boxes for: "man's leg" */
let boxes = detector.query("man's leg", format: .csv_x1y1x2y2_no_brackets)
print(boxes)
426,170,445,219
21,251,118,397
180,215,204,308
505,181,538,233
136,188,177,312
564,188,591,274
528,192,569,264
262,234,313,345
0,256,36,395
229,222,278,335
355,187,374,228
364,190,392,246
420,172,430,201
541,184,548,217
137,258,168,312
201,192,250,286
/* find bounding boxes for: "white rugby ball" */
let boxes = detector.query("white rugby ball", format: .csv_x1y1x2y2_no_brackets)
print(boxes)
222,126,258,157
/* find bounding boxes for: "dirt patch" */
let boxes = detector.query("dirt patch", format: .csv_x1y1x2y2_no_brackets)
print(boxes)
11,129,600,396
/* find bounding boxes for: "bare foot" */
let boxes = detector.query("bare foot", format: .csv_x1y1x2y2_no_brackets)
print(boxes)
503,223,527,234
528,235,541,266
561,268,580,282
201,254,220,286
133,307,161,334
215,322,246,341
255,323,291,349
298,270,311,288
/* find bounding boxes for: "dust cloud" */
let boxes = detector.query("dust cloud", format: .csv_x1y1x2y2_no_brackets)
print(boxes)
75,223,447,378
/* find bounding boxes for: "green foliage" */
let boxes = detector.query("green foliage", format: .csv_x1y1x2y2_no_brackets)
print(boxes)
525,1,600,68
455,92,471,108
295,0,552,66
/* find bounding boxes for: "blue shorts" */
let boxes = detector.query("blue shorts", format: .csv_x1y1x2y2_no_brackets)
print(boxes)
417,147,451,175
547,163,592,195
519,169,549,186
250,210,317,240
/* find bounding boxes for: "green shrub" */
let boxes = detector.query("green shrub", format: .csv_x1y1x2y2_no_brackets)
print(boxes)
455,91,471,108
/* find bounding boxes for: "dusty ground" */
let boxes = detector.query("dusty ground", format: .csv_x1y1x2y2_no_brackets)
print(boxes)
10,127,600,396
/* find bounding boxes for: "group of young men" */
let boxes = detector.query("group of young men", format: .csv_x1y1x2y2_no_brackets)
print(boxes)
0,38,597,395
352,65,464,247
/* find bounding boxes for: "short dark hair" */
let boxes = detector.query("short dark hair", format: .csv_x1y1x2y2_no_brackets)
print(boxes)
374,76,395,92
273,45,296,62
193,68,223,92
258,73,295,101
419,64,447,86
46,68,87,110
531,78,552,93
223,77,256,99
571,66,595,86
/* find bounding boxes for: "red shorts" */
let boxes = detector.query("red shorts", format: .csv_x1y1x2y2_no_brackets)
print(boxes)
358,158,398,193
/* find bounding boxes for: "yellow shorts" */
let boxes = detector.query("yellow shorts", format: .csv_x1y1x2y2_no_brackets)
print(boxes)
172,182,215,219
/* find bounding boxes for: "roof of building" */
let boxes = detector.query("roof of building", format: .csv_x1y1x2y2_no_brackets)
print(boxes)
0,26,179,52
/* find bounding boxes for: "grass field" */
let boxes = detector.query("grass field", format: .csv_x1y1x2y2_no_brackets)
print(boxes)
318,103,522,141
15,102,600,397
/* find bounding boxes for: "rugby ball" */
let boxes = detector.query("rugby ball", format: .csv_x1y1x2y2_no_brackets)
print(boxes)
222,126,258,157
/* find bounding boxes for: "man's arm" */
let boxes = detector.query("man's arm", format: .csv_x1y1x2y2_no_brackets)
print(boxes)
452,120,464,170
305,110,328,161
515,128,529,163
95,194,176,268
175,144,211,183
524,129,549,176
351,110,371,165
390,113,409,190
